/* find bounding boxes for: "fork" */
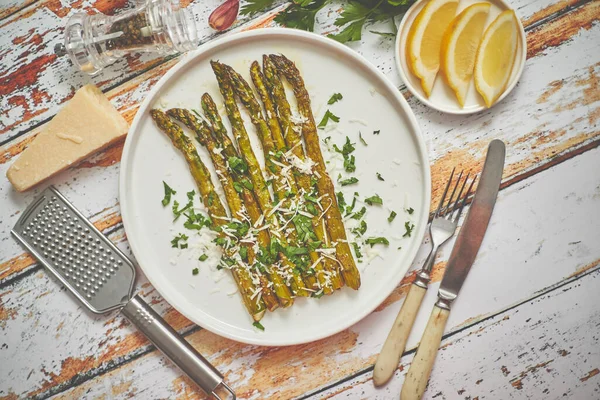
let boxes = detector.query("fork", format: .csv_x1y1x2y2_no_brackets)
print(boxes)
373,168,476,387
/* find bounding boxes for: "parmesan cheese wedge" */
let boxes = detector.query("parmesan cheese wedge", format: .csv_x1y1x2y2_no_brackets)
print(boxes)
7,84,128,191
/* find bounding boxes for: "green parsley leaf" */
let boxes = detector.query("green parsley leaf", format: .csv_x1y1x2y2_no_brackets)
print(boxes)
162,182,176,206
350,206,366,220
171,233,188,249
228,156,248,175
365,237,389,247
352,220,367,236
214,237,227,247
359,132,368,146
351,242,363,259
239,246,249,262
345,192,358,215
192,268,199,275
376,172,385,181
344,155,356,173
187,190,195,200
233,182,244,194
274,0,327,32
406,207,415,214
240,0,276,15
240,177,253,190
318,109,340,128
292,214,317,242
328,93,343,104
403,221,415,237
172,200,193,221
336,191,346,209
253,321,265,331
365,194,383,206
388,210,397,222
340,177,359,186
199,254,208,262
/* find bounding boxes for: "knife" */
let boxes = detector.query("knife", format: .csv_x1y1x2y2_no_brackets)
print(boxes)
400,139,506,400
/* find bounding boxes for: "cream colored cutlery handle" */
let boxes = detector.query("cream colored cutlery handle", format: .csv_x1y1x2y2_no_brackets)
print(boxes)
401,305,450,400
373,284,427,386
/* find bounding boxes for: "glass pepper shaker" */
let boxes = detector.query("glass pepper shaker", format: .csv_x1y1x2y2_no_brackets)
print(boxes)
55,0,198,75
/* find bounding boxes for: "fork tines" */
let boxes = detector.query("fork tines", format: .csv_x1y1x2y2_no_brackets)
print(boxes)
435,168,477,221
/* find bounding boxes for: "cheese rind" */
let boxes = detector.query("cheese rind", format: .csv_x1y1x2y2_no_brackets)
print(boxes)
7,84,128,191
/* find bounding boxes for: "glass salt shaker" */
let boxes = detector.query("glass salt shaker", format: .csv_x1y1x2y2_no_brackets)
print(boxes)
55,0,198,75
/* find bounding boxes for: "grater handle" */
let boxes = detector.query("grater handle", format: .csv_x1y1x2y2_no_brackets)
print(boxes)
121,295,235,399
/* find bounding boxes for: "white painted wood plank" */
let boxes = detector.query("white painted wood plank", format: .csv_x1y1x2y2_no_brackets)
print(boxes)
313,269,600,400
2,132,598,399
0,0,589,142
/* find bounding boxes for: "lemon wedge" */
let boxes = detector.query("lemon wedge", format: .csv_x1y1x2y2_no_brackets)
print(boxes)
474,10,519,107
440,3,491,107
406,0,459,97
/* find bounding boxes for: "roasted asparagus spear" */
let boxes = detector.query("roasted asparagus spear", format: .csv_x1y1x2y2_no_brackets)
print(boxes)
150,109,267,320
269,54,361,290
167,108,295,309
226,64,330,292
200,83,311,297
262,56,345,293
166,108,283,311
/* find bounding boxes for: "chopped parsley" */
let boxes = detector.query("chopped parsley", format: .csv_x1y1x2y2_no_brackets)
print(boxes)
162,182,176,206
172,199,193,221
365,237,389,247
345,192,358,216
403,221,415,237
333,137,356,173
171,233,189,249
336,191,346,209
365,194,383,206
292,215,317,242
192,268,199,275
376,172,384,181
359,132,368,146
318,109,340,128
233,182,244,193
388,211,397,222
183,210,212,230
406,207,415,214
339,177,359,186
351,242,363,260
199,254,208,262
240,178,253,190
350,206,367,220
228,156,248,175
327,93,343,104
373,130,380,135
214,237,228,247
239,246,249,262
352,220,367,236
253,321,265,331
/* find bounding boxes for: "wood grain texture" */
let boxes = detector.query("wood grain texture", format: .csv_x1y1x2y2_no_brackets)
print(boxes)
1,0,599,397
2,135,599,399
317,268,600,399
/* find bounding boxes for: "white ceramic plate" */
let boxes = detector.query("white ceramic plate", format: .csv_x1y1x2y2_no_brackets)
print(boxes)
120,29,431,346
396,0,527,114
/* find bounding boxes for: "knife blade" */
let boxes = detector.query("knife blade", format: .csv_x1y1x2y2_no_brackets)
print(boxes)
437,139,506,307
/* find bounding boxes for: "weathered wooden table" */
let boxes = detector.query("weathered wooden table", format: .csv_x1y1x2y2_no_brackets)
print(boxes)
1,0,599,398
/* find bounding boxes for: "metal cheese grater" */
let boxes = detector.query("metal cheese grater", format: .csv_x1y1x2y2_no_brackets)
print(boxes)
12,186,236,399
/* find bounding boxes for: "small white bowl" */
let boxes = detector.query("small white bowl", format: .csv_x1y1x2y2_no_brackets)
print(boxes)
395,0,527,114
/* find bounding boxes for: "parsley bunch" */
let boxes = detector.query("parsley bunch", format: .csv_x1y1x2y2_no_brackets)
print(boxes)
240,0,413,43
